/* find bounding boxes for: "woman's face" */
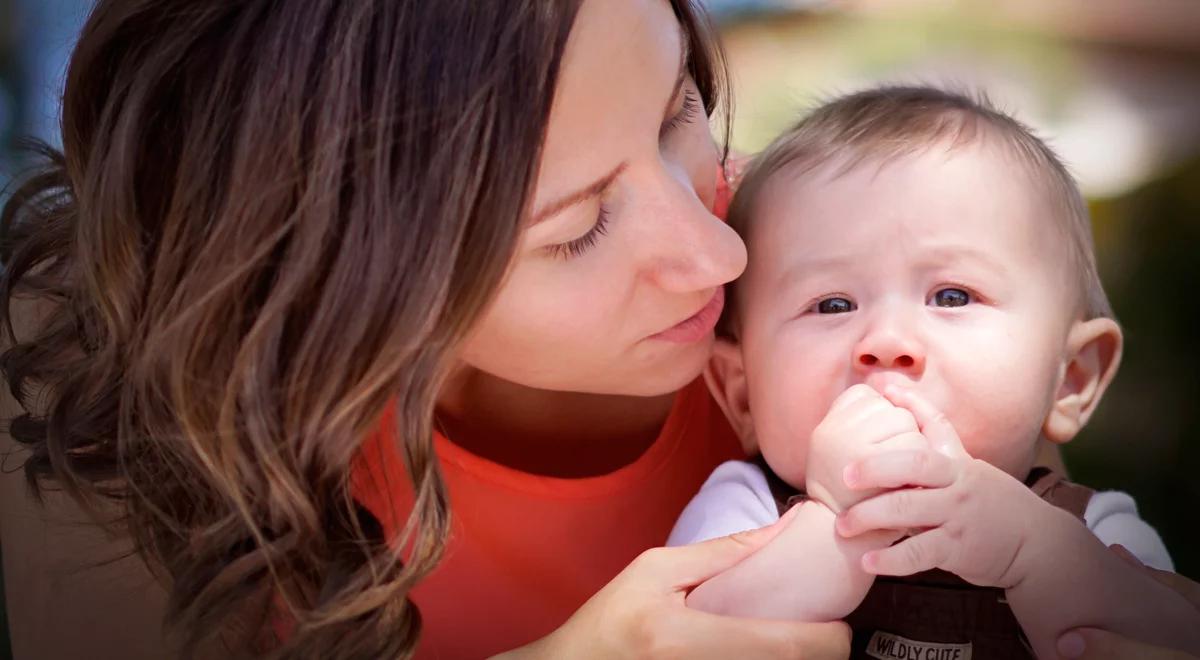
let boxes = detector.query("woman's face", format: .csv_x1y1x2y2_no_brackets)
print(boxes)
459,0,747,396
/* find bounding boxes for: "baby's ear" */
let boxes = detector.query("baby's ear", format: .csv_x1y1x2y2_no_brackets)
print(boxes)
704,338,757,453
1043,317,1123,444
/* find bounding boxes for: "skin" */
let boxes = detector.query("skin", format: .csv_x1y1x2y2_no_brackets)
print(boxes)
692,141,1200,658
438,0,746,475
1058,545,1200,659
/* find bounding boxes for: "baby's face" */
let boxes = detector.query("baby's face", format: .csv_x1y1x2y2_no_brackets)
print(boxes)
736,144,1080,488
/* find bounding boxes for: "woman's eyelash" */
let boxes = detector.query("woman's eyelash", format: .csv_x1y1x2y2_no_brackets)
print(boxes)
661,88,701,137
548,206,611,260
546,87,698,262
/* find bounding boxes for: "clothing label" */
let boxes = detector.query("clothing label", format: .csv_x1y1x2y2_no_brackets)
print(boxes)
865,631,973,660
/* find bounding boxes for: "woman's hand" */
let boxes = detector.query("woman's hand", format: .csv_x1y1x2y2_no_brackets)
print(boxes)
495,510,850,660
1056,545,1200,659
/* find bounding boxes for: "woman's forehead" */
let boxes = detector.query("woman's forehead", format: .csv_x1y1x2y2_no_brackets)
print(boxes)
532,0,683,217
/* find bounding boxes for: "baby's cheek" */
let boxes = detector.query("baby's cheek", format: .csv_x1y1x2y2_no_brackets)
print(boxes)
752,393,819,489
744,330,845,488
952,391,1047,477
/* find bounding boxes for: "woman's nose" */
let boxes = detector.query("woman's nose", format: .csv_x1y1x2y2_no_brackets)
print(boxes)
642,166,747,293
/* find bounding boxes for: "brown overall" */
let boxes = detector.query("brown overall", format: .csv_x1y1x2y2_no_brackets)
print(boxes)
755,459,1094,660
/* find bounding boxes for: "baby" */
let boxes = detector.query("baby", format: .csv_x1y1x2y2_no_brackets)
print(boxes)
668,86,1200,659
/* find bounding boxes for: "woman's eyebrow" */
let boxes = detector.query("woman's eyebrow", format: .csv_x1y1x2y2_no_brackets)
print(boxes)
530,162,628,226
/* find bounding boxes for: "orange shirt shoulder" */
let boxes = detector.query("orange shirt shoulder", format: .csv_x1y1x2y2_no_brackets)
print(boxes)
351,377,742,658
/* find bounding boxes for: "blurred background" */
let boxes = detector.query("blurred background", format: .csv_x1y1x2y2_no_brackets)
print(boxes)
1,0,1198,656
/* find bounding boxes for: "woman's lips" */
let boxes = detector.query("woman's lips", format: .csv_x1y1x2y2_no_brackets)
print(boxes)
650,287,725,344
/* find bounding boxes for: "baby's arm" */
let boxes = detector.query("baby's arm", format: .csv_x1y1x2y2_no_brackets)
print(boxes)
685,497,898,620
676,385,920,621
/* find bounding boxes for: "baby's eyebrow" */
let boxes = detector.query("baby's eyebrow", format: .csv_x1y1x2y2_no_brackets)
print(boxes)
776,254,858,289
774,246,1011,290
916,245,1011,277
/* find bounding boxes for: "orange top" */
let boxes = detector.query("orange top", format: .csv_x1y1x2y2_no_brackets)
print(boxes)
352,377,743,658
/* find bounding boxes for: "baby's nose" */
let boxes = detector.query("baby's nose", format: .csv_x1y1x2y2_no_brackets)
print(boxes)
852,333,926,374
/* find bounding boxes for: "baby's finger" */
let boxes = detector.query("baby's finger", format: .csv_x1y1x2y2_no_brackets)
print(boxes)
862,528,952,576
863,406,921,442
836,487,948,537
843,447,956,491
872,430,931,454
883,387,967,459
828,383,881,415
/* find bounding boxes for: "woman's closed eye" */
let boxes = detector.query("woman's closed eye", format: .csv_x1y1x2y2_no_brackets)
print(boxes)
547,80,706,261
547,205,611,260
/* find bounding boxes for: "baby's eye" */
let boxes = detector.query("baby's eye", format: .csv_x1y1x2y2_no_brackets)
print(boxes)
814,297,857,314
931,288,971,308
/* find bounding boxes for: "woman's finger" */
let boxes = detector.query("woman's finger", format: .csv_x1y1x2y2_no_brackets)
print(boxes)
648,506,803,589
1057,627,1197,660
1147,569,1200,611
836,486,948,537
882,386,967,459
862,528,952,576
844,446,956,491
667,614,851,660
1110,544,1200,610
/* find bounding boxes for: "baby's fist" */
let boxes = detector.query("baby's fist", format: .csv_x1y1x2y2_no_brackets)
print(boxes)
806,385,928,512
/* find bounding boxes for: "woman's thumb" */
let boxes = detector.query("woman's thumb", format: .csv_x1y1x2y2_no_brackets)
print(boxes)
657,506,801,589
1058,628,1196,660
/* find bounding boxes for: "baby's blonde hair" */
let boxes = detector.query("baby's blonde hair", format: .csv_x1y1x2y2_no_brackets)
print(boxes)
723,85,1112,336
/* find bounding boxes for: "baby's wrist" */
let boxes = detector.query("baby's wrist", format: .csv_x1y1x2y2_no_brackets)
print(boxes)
803,474,872,514
1007,500,1083,589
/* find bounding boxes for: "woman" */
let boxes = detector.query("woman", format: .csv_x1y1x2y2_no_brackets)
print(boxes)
0,1,847,657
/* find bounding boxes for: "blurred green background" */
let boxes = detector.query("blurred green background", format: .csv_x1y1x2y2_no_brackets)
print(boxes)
0,3,1197,655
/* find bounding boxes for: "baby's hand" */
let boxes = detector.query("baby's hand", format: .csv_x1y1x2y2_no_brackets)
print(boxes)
834,387,1053,589
805,384,929,513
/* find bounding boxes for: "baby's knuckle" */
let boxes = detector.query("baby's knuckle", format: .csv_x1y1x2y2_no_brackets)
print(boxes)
904,541,926,567
846,383,875,398
910,450,929,474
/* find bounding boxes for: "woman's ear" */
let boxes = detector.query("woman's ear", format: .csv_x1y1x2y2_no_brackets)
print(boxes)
1043,317,1123,444
704,338,757,453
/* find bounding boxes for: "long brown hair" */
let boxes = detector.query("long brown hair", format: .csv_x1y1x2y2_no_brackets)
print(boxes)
0,1,727,657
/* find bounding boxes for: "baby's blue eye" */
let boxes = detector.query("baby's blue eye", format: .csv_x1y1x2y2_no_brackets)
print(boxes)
933,288,970,307
816,297,856,314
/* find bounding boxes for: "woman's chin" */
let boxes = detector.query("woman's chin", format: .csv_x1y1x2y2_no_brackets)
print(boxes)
619,333,715,396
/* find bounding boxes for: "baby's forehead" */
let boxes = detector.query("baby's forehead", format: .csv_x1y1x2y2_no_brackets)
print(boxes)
738,144,1079,292
747,142,1060,245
